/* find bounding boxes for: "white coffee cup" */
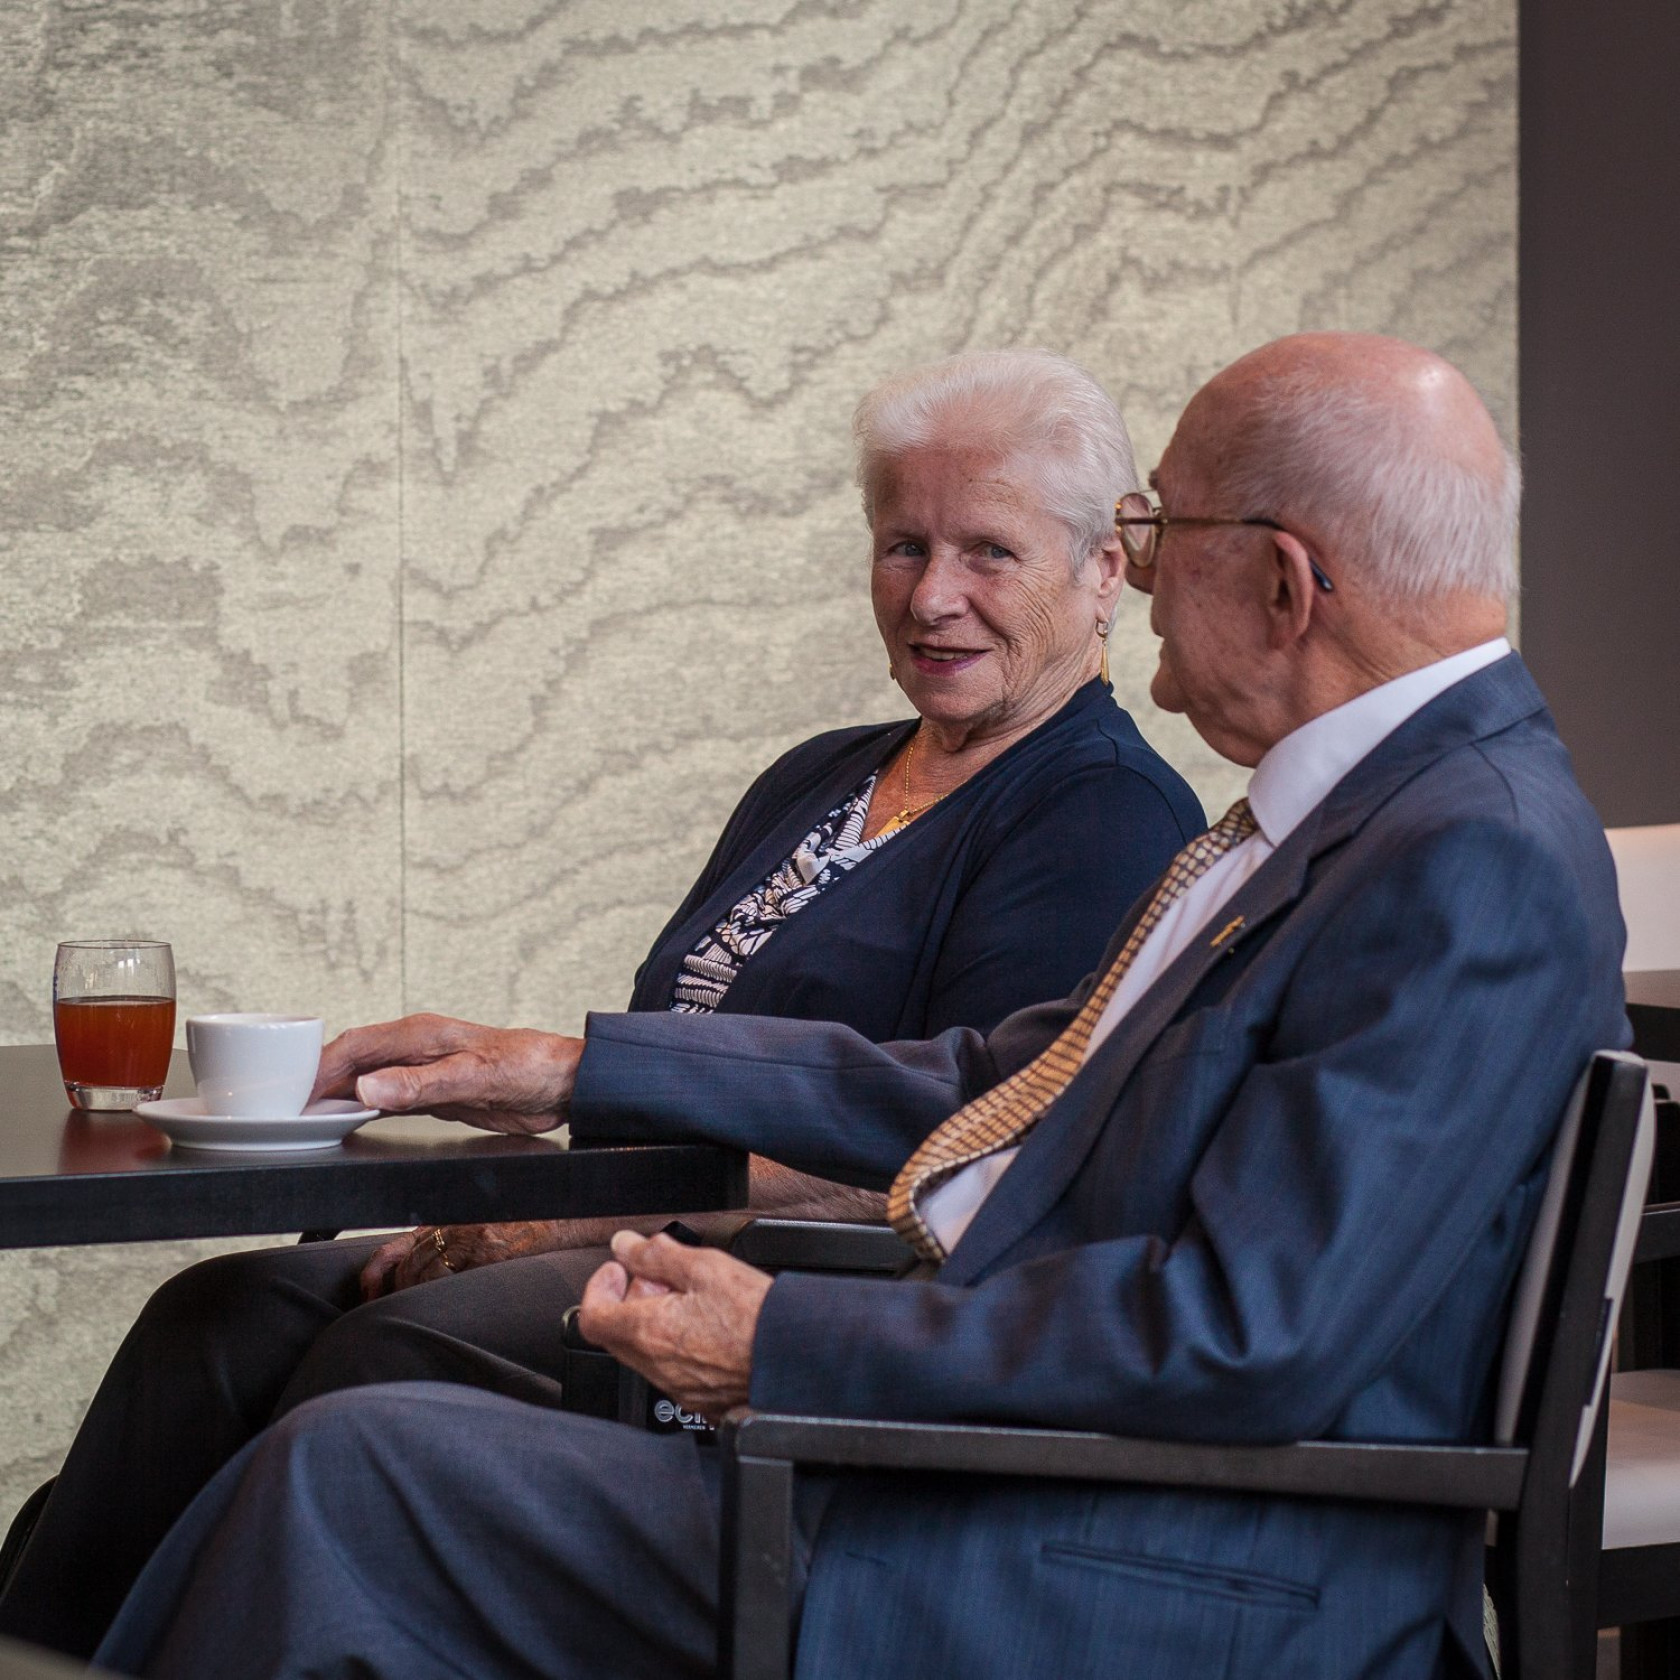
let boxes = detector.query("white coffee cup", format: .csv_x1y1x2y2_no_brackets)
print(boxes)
186,1014,324,1119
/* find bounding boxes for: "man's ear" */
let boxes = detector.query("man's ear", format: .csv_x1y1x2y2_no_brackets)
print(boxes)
1265,530,1320,650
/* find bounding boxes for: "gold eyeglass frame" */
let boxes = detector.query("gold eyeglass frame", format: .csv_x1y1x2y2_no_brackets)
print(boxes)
1114,493,1335,593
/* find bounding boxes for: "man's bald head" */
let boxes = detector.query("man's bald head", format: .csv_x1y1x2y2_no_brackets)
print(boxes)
1172,332,1519,605
1136,335,1517,764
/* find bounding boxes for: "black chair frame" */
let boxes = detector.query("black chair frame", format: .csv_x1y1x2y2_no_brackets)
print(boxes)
1599,1088,1680,1674
717,1054,1650,1680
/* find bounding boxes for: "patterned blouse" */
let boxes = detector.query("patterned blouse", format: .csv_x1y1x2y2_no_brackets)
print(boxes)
669,772,895,1014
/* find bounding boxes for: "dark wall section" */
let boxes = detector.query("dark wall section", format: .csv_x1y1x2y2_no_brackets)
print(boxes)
1520,0,1680,827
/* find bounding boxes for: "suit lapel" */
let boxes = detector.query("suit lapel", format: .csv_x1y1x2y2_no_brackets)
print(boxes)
938,653,1550,1287
939,817,1320,1286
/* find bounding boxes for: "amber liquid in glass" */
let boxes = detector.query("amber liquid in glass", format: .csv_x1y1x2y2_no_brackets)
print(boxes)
53,995,176,1095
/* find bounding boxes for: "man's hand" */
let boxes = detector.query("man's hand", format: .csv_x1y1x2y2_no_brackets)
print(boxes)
359,1220,563,1300
312,1014,583,1134
578,1232,773,1422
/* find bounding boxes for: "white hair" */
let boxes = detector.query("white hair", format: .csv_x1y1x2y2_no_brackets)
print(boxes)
1213,366,1520,603
853,349,1138,563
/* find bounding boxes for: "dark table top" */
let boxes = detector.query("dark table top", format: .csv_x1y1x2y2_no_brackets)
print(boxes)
1626,970,1680,1063
0,1045,746,1250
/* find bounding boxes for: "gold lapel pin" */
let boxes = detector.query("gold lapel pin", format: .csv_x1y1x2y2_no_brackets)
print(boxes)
1209,915,1245,949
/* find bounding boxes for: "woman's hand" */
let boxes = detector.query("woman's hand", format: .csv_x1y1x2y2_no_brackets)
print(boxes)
359,1220,562,1300
312,1013,583,1134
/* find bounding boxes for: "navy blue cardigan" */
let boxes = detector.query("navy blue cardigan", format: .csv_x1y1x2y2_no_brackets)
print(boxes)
627,681,1203,1041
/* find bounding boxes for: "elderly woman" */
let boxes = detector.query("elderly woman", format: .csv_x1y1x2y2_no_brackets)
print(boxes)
0,349,1200,1660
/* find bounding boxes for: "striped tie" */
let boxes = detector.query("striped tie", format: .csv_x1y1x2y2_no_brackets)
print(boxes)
887,799,1259,1262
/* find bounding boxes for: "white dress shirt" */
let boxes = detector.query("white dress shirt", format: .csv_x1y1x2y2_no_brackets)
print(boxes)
919,637,1513,1253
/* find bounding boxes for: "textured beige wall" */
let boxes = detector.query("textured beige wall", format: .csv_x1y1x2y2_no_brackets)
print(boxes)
399,0,1520,1036
0,0,1513,1523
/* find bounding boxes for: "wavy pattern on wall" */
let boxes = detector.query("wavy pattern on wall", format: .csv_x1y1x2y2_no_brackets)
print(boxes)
0,0,403,1520
397,0,1517,1032
0,0,402,1040
0,0,1512,1515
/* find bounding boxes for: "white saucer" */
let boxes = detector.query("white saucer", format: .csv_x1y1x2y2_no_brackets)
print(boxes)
134,1098,380,1153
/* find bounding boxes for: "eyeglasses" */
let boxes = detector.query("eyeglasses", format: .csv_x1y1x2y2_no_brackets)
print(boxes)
1115,492,1335,594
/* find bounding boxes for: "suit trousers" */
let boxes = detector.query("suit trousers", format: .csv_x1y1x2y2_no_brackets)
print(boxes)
93,1382,831,1680
0,1238,614,1659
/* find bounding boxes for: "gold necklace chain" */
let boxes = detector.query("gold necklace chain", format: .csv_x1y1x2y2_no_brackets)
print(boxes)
877,730,943,836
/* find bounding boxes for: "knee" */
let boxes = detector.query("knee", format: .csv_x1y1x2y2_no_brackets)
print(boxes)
130,1249,284,1352
231,1390,399,1528
259,1385,461,1488
262,1387,382,1458
278,1297,432,1411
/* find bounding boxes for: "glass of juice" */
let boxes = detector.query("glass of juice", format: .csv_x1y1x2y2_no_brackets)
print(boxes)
53,941,177,1110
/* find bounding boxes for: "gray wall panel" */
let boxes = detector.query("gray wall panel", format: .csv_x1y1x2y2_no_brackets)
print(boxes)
1519,0,1680,828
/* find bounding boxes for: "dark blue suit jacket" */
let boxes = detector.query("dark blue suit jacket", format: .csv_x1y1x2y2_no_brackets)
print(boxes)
628,679,1203,1039
573,655,1630,1680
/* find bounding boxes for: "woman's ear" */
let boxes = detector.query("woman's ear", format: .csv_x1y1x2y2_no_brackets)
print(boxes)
1088,531,1126,612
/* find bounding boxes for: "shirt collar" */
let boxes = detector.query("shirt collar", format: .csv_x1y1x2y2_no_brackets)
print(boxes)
1246,638,1511,846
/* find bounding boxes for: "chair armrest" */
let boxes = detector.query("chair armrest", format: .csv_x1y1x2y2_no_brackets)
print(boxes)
726,1220,913,1274
715,1411,1528,1680
718,1411,1526,1511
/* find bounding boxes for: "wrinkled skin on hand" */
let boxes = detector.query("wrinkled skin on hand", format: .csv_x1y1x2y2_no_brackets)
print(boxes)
312,1013,583,1135
579,1232,773,1422
358,1220,563,1301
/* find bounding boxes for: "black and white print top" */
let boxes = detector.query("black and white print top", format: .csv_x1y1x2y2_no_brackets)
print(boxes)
669,772,893,1014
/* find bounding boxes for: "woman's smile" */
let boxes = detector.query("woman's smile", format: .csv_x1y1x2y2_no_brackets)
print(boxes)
908,643,988,675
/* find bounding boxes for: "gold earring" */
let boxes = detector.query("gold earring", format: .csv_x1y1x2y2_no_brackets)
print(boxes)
1096,620,1111,688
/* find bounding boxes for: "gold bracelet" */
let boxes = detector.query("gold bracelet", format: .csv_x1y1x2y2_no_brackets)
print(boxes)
430,1226,457,1273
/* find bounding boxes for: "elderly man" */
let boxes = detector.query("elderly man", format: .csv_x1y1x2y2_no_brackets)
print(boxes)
97,334,1626,1680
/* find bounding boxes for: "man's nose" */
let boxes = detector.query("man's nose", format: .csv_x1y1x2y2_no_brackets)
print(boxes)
1124,557,1157,596
909,549,969,622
